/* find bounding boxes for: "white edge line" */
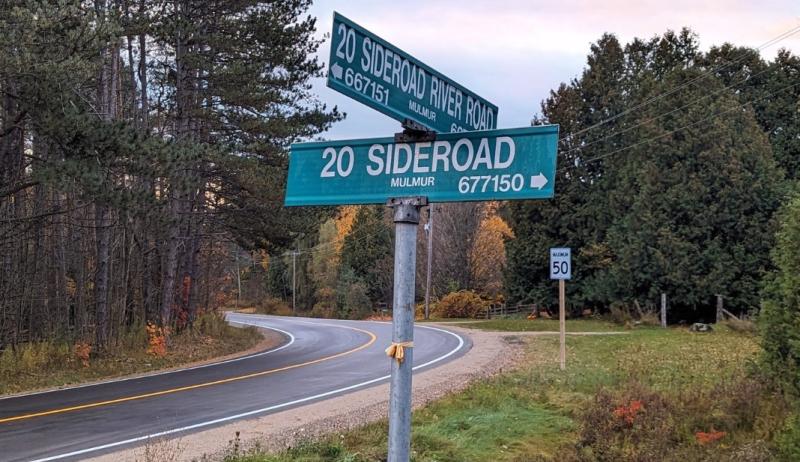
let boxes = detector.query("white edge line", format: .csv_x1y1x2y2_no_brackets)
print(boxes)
0,322,295,402
30,319,466,462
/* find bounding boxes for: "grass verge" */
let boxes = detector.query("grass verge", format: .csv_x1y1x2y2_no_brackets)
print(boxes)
222,324,789,461
0,311,262,395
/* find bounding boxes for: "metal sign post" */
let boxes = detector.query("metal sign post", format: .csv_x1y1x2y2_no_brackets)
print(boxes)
385,196,426,462
550,248,571,370
282,12,560,462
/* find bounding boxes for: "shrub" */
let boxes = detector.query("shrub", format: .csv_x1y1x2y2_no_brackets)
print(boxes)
146,322,168,357
310,302,334,319
565,376,787,461
761,193,800,396
336,267,372,319
607,302,633,325
73,341,92,368
258,297,291,316
436,290,489,319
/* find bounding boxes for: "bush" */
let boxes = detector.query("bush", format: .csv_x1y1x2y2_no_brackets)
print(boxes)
309,302,334,319
435,290,489,319
257,297,292,316
607,302,633,325
565,376,788,461
336,267,372,319
761,193,800,396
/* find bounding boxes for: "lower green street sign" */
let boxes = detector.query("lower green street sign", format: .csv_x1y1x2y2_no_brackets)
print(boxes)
285,125,558,206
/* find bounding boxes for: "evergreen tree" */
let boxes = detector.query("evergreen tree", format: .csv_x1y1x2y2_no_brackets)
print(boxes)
761,192,800,396
340,206,393,305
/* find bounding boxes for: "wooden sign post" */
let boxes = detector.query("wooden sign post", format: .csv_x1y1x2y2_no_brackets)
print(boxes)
550,248,571,371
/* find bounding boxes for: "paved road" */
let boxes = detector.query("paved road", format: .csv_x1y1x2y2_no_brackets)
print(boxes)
0,314,470,462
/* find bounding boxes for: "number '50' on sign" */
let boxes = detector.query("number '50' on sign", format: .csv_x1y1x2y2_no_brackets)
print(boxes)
550,248,571,280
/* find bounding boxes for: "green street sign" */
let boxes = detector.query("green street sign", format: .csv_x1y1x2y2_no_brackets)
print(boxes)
327,12,498,133
285,125,558,206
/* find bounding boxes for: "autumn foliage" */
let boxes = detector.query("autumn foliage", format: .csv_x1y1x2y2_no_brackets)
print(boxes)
612,399,644,425
695,430,726,445
146,323,168,357
73,342,92,368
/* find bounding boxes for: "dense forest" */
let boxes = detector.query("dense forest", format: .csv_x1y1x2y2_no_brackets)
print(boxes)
506,31,799,320
0,0,337,350
2,1,799,350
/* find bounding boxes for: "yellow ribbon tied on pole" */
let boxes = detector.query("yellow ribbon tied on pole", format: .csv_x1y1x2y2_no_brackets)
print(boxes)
385,341,414,363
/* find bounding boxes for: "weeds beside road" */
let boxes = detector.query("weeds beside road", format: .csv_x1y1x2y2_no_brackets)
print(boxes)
0,312,263,396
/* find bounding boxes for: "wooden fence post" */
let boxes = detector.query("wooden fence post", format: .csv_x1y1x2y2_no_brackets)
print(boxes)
716,295,723,323
661,293,667,328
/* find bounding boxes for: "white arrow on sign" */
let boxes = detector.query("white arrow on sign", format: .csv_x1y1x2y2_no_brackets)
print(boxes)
330,63,343,80
530,173,548,189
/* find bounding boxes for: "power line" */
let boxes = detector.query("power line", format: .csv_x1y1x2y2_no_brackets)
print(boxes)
560,62,778,157
558,79,797,171
557,23,800,146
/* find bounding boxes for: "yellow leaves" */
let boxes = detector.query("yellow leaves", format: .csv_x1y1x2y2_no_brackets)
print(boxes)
146,322,168,357
257,250,270,272
470,203,514,296
335,205,359,253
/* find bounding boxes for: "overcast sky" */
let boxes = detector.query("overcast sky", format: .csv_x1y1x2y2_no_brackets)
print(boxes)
305,1,800,140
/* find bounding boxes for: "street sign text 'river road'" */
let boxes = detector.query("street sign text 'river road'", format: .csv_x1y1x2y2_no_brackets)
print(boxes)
327,12,498,134
285,125,558,206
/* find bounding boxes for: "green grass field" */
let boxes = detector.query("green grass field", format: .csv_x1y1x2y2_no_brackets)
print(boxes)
224,322,771,461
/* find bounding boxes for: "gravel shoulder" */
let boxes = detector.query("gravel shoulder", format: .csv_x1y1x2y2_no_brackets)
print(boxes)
85,325,525,462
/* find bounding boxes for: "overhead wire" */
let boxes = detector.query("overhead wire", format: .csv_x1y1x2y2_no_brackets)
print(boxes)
557,79,798,172
559,62,779,157
557,23,800,146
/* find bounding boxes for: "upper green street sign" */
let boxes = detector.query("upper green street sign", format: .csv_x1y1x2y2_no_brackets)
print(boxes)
327,12,498,134
285,125,558,206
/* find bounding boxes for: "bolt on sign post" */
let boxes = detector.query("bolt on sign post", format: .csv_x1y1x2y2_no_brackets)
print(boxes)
550,248,571,370
285,12,557,462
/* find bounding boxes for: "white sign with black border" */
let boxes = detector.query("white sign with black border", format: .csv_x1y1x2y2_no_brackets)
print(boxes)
550,247,571,280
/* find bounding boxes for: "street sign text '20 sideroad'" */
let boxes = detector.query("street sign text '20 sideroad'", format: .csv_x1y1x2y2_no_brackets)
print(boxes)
285,125,558,206
327,12,498,133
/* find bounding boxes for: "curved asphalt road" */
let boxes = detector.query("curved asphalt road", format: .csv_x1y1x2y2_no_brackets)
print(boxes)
0,314,470,462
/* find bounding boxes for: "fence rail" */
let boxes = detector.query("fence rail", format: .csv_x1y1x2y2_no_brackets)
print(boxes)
484,303,539,319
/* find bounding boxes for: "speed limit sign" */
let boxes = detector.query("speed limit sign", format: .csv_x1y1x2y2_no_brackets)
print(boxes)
550,248,571,280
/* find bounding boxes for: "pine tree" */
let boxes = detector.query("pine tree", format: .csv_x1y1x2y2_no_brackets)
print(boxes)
340,206,393,305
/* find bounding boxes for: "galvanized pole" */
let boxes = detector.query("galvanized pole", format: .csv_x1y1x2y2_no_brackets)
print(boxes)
424,204,434,320
387,196,425,462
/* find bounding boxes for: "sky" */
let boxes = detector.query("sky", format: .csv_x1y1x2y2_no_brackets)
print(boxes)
305,0,800,140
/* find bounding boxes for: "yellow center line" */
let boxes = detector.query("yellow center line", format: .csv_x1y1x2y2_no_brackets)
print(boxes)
0,325,377,425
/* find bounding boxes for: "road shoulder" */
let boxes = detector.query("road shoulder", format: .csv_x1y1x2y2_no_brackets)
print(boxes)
85,326,523,462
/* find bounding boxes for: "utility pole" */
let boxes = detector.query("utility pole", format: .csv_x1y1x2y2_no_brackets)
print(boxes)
283,249,300,315
234,248,241,310
424,204,434,320
292,250,298,315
